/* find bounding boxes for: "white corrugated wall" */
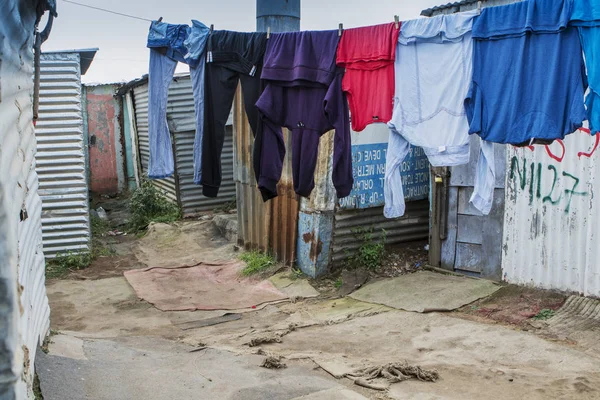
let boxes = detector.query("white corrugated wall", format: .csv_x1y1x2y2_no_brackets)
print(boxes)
503,128,600,296
35,52,91,258
0,1,51,398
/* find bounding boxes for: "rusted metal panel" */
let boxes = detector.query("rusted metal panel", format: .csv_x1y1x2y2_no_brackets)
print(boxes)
234,85,298,264
131,75,235,214
331,200,430,266
503,128,600,296
85,83,126,194
35,52,91,258
1,1,52,397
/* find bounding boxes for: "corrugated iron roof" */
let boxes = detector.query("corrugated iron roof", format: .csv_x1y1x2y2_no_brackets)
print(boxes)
42,48,98,75
421,0,479,16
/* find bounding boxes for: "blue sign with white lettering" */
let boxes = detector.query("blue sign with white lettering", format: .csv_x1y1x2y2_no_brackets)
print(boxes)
339,143,430,209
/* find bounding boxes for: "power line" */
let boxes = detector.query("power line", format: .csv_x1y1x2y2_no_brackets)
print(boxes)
61,0,153,22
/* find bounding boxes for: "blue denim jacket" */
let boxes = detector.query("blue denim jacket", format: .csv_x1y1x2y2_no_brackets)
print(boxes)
147,20,197,66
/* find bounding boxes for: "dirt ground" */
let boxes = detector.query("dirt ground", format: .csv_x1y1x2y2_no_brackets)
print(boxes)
39,208,600,400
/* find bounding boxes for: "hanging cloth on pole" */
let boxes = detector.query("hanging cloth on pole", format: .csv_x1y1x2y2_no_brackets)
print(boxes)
146,20,209,181
336,23,400,132
571,0,600,134
201,31,267,197
465,0,587,146
384,10,496,218
255,30,353,201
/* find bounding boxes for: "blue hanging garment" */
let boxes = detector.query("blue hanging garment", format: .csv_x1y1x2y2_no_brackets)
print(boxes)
465,0,587,145
571,0,600,134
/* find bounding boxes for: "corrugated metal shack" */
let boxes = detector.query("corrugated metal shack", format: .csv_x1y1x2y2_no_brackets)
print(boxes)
423,0,520,280
125,74,236,216
1,1,54,397
35,49,96,258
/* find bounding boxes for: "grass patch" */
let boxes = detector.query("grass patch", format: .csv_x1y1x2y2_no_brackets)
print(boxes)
347,227,387,270
46,215,115,279
240,250,276,276
334,278,343,289
532,309,556,320
46,252,94,279
128,179,181,232
33,372,43,400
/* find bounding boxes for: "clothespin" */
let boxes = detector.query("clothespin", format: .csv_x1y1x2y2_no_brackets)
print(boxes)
477,1,482,14
210,24,214,33
157,17,163,22
338,23,343,37
394,15,399,29
267,27,271,39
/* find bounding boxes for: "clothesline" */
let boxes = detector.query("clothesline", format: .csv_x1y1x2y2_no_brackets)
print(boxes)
143,0,598,222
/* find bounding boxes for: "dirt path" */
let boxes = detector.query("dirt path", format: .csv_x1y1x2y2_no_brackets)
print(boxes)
40,219,600,400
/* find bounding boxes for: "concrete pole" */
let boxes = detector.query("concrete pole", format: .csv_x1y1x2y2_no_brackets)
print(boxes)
256,0,300,33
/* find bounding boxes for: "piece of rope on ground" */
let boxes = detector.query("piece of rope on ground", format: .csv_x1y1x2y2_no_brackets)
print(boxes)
346,361,439,389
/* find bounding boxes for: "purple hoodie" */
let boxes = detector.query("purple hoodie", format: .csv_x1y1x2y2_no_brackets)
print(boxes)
254,30,353,201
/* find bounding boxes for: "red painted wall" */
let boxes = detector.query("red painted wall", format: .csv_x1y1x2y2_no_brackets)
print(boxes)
86,90,120,194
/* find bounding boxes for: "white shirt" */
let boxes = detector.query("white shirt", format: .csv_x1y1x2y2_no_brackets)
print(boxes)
384,10,495,218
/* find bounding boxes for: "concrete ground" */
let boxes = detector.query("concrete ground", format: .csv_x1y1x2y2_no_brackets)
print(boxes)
37,217,600,400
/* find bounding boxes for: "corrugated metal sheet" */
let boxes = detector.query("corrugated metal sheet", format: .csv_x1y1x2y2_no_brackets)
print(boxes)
35,52,91,258
132,82,178,203
503,128,600,296
422,0,522,16
234,85,299,264
132,75,235,214
331,200,430,266
0,1,51,397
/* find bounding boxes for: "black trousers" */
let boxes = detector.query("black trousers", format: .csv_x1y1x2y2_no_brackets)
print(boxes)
201,31,267,198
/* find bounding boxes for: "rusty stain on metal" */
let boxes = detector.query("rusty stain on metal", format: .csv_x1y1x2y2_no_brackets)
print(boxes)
87,90,120,194
233,85,299,265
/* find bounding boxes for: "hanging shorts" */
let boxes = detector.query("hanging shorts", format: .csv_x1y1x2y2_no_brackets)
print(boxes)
336,23,399,132
465,0,587,145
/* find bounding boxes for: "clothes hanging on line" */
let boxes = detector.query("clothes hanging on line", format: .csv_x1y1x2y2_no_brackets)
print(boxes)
146,20,209,180
336,23,400,132
384,10,496,218
465,0,587,146
571,0,600,134
201,31,267,198
255,30,353,201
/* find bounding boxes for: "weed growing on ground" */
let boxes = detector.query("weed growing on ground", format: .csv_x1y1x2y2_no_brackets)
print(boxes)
347,227,387,270
33,372,43,400
240,250,276,276
533,309,556,320
334,278,343,288
128,179,181,232
46,215,115,279
46,252,94,279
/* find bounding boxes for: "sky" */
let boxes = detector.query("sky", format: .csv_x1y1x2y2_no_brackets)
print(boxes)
42,0,442,84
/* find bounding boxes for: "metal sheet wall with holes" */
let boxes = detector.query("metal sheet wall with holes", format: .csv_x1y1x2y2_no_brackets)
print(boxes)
132,76,235,215
234,85,299,264
503,129,600,296
0,2,51,397
35,52,91,258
